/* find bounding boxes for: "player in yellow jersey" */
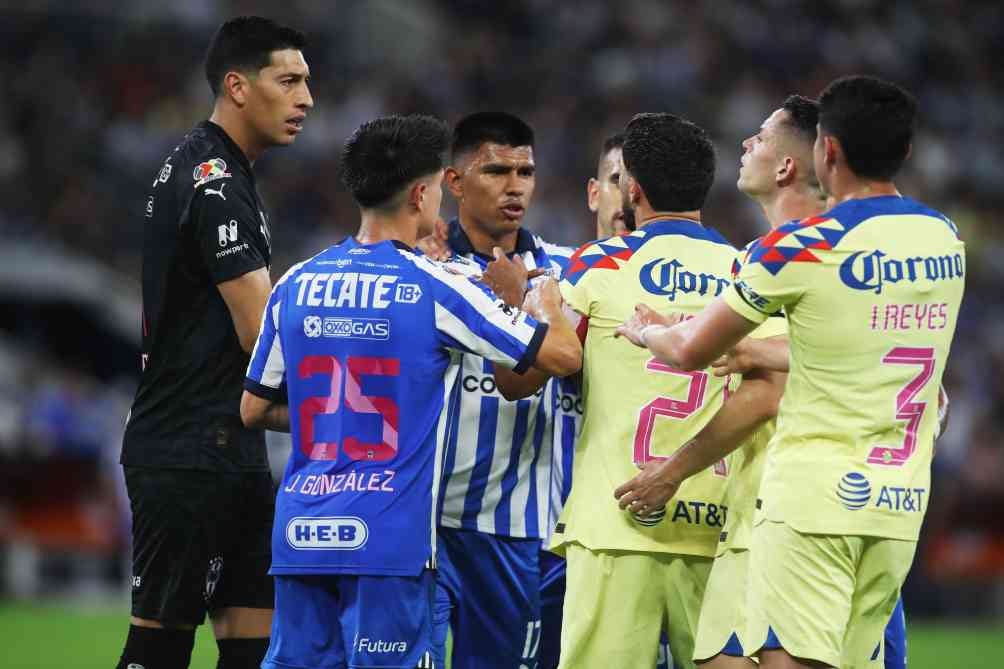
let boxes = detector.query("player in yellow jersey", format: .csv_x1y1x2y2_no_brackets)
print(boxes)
616,76,965,669
615,95,823,668
548,113,737,669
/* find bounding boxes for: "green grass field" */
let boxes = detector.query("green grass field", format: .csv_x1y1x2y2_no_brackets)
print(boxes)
1,601,1000,668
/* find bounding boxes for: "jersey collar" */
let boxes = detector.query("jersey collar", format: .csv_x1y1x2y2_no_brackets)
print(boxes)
199,120,254,179
447,218,537,260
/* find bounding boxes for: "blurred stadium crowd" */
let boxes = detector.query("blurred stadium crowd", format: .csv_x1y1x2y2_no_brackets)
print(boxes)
1,0,1002,618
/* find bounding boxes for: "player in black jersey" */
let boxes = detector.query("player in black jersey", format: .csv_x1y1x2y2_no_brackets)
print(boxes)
116,17,312,669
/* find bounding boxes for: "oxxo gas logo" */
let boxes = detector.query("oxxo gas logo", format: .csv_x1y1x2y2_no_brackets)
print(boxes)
839,250,964,294
640,258,730,302
286,517,368,550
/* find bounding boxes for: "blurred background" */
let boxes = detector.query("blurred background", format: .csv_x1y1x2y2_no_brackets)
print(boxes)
1,1,1002,666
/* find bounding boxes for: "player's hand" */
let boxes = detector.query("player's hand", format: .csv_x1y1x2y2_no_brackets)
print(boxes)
613,460,681,517
416,217,452,261
614,304,683,347
484,247,546,307
710,338,755,377
523,276,563,321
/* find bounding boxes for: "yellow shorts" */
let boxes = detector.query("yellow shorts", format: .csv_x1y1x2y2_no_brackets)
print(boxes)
559,543,713,669
692,548,750,662
746,520,916,668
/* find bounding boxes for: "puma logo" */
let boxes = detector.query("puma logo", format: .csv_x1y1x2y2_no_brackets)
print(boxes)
205,183,226,200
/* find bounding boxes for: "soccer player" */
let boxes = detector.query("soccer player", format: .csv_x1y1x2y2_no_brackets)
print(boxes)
240,114,583,669
117,17,312,669
587,132,631,238
551,113,735,669
617,76,965,669
615,95,821,669
432,112,575,668
538,131,670,669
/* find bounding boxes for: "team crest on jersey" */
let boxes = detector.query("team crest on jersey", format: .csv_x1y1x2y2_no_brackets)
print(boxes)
193,157,231,188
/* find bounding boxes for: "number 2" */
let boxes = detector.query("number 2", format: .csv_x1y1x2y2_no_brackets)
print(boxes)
298,355,400,462
867,346,936,467
632,358,709,466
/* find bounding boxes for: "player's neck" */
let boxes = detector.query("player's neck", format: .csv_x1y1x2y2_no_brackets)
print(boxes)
458,214,519,255
356,211,419,249
635,203,701,229
761,187,825,230
209,105,264,164
824,170,900,205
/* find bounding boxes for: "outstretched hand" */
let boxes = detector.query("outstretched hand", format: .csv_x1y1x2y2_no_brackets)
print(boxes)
614,304,684,347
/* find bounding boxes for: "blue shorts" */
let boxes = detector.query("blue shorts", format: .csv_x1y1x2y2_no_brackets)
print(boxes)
264,572,436,669
538,551,566,669
433,527,541,668
538,551,670,669
884,597,907,669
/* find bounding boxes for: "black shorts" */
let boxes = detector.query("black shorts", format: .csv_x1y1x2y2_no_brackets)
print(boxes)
125,466,276,626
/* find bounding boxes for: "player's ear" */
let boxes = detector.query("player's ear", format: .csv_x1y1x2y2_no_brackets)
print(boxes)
444,166,464,201
222,71,250,107
410,180,428,212
628,177,643,208
776,156,796,187
586,177,600,213
823,135,840,167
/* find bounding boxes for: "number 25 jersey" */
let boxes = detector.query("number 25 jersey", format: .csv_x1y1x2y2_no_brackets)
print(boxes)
553,218,737,557
245,238,547,576
725,196,965,541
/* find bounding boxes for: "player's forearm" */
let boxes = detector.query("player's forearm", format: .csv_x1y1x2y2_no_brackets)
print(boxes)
663,371,784,484
494,366,550,400
526,296,582,378
642,299,754,371
742,337,790,373
240,391,291,432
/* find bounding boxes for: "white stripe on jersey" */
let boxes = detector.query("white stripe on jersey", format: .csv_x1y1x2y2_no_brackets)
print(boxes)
260,300,285,388
433,303,520,369
429,361,460,569
438,238,573,538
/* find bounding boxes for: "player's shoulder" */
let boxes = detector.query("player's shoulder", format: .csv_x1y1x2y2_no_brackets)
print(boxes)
534,236,575,271
561,232,648,286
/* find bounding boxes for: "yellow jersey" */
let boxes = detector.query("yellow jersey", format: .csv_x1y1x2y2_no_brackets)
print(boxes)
724,196,965,540
552,217,737,557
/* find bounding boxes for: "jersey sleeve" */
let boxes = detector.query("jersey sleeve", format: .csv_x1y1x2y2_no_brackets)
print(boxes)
417,257,548,374
723,229,807,324
191,179,268,284
244,281,286,403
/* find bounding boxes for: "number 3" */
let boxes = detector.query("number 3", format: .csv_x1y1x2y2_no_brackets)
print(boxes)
868,346,936,466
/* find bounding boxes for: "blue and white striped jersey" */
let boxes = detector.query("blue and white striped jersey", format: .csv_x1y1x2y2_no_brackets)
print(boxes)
245,237,547,576
437,221,573,539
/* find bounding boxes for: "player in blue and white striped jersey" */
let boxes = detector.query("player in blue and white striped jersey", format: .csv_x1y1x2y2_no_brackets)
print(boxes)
430,112,579,669
240,114,581,669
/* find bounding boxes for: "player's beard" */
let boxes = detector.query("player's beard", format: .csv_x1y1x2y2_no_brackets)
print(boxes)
622,207,637,231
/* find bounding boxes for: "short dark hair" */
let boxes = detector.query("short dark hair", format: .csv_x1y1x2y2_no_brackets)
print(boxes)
779,95,819,145
598,132,625,169
622,113,715,212
451,112,534,161
205,16,307,96
341,114,451,209
818,75,917,180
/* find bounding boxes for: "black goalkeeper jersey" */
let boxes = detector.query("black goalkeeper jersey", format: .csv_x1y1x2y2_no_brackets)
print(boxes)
122,121,272,472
